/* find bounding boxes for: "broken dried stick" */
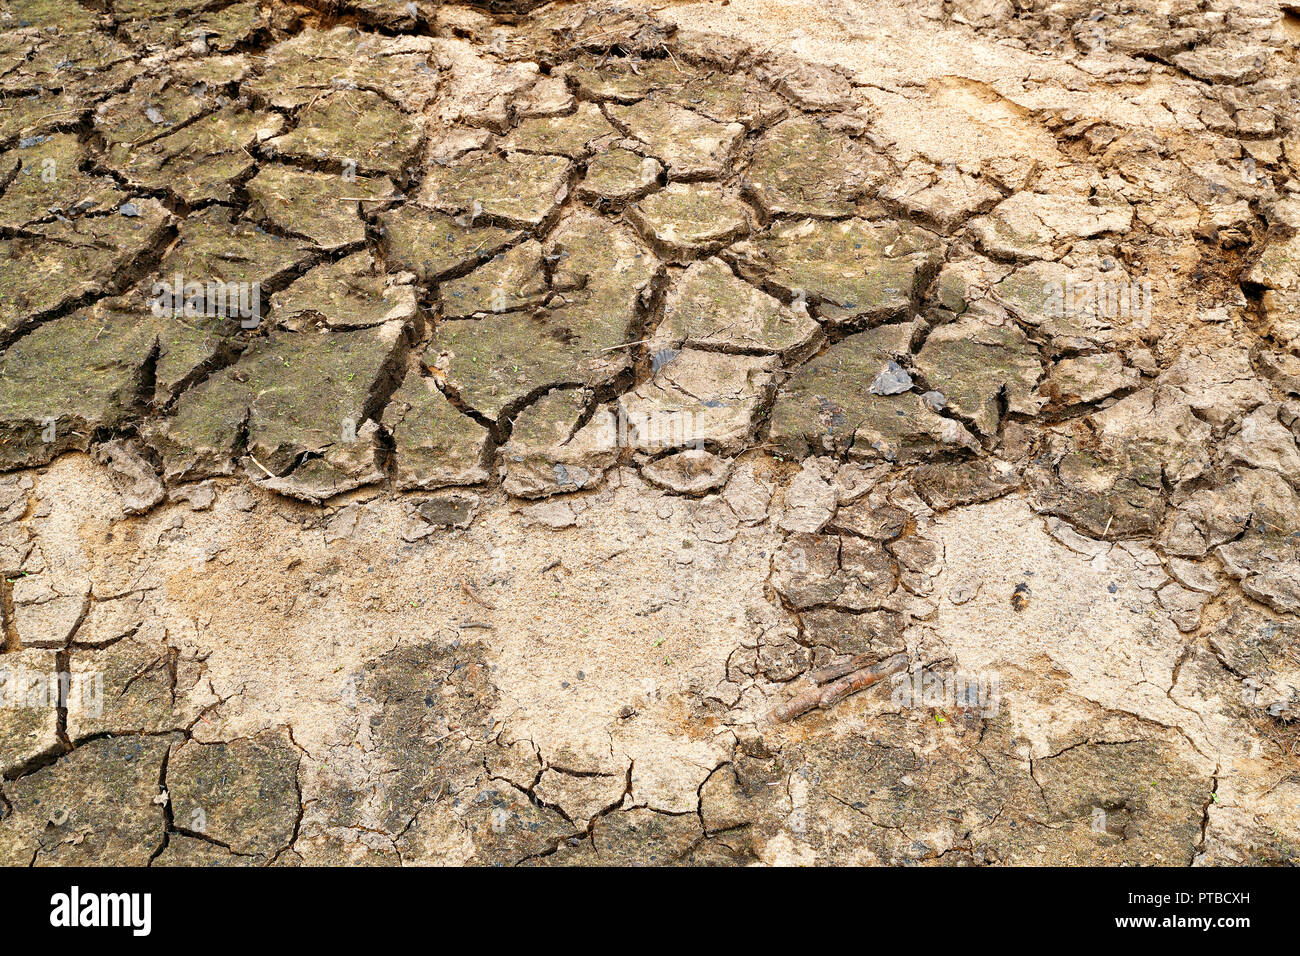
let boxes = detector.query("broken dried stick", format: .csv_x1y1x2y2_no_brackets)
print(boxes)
770,652,909,723
809,654,876,685
460,580,498,610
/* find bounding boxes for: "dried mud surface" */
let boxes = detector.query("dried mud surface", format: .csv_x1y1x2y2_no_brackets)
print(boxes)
0,0,1298,865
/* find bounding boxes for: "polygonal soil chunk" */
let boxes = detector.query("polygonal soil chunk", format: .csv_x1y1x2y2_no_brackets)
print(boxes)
382,368,493,491
1035,445,1167,539
93,55,249,152
0,30,135,99
662,70,787,130
1247,233,1300,351
380,205,521,283
272,252,418,331
154,323,408,489
800,607,906,658
731,218,943,324
78,294,241,410
500,387,619,498
65,622,207,739
968,190,1132,261
0,198,171,339
652,257,822,360
428,42,559,134
913,317,1045,436
616,349,777,455
558,54,685,103
1031,386,1215,538
768,322,978,460
1162,469,1299,558
0,309,158,468
1156,347,1269,429
10,574,89,648
546,206,660,324
771,532,896,611
244,28,441,111
745,114,889,218
768,322,911,451
1040,353,1139,406
503,101,619,157
911,458,1020,510
0,132,125,227
246,164,397,251
253,427,388,503
877,160,1003,233
0,89,88,145
575,147,662,206
430,312,588,424
318,0,435,29
1091,386,1213,490
0,648,60,777
150,322,245,410
1172,44,1268,84
440,240,547,317
156,206,314,297
1259,290,1300,352
240,325,410,478
849,392,982,463
92,439,165,514
608,99,743,180
1031,739,1209,865
119,1,266,53
640,449,732,495
0,735,173,867
263,89,423,177
167,730,301,860
1207,606,1300,720
993,260,1134,354
627,182,751,258
109,105,285,205
416,151,570,229
1220,546,1300,617
431,210,656,423
4,0,102,31
1222,404,1300,480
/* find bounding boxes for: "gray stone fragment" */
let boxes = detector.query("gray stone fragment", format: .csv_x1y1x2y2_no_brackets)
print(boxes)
869,361,914,396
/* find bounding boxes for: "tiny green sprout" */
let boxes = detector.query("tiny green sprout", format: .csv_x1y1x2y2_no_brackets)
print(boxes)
935,714,946,724
1211,792,1219,804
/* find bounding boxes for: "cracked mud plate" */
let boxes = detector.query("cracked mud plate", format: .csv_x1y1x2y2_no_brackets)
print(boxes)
0,0,1297,882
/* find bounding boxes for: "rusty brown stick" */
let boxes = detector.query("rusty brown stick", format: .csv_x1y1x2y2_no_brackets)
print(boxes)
809,654,875,685
770,652,909,724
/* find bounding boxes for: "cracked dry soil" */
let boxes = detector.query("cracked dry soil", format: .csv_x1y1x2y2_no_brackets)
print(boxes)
0,0,1297,867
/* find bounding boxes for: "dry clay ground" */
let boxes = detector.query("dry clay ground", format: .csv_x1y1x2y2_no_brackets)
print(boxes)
0,0,1298,866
